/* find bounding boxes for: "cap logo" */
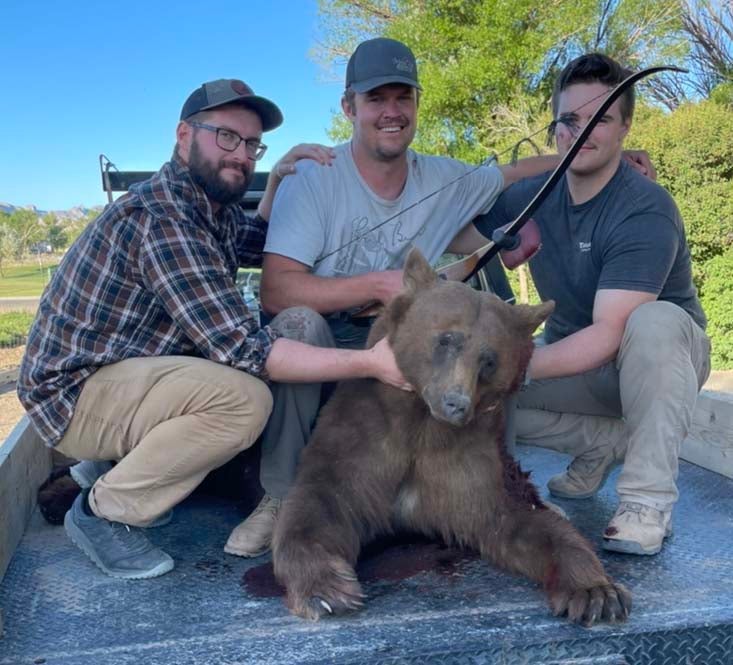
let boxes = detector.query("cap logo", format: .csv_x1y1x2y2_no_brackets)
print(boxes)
393,57,414,73
231,80,253,96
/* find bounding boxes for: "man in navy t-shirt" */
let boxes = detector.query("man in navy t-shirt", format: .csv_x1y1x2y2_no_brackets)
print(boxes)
454,53,710,556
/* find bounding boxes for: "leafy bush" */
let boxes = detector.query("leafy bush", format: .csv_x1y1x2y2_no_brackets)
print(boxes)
630,100,733,270
0,311,35,347
631,99,733,196
629,99,733,370
698,250,733,370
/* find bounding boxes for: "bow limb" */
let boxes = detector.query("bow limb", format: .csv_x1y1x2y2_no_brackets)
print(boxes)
452,65,686,283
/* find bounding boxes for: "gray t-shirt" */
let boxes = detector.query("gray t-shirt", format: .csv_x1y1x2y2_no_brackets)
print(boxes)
474,160,706,343
265,142,504,277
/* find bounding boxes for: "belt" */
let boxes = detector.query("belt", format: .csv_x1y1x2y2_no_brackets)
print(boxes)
326,311,378,328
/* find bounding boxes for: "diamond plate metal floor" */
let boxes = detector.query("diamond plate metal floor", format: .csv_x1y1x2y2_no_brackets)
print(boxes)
1,446,732,665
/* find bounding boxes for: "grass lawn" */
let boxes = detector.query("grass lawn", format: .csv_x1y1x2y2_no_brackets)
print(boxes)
0,263,58,297
0,311,35,345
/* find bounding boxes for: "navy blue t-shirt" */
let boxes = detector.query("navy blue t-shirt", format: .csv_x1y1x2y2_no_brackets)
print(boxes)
474,160,706,343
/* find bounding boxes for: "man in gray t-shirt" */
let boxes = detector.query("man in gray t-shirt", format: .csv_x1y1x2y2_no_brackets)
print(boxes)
265,141,504,281
224,37,565,558
458,53,710,557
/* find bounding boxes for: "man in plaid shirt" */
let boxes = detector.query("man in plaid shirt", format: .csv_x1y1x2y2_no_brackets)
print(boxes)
18,79,409,580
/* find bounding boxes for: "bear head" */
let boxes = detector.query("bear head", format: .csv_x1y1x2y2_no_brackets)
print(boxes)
370,248,554,427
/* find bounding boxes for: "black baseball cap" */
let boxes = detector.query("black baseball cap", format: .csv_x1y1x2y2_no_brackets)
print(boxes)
346,38,421,93
180,79,283,131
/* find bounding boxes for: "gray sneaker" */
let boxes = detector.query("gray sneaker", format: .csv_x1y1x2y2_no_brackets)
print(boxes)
64,492,174,579
69,460,173,528
548,440,624,500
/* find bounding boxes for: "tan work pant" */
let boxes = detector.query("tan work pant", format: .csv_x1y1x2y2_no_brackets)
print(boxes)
56,356,272,526
515,301,710,512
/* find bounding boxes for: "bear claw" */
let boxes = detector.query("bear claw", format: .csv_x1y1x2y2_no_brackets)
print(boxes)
550,581,631,627
318,598,333,614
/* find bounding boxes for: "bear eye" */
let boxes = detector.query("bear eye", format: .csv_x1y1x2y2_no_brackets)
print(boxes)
437,331,463,349
438,333,453,347
479,350,498,379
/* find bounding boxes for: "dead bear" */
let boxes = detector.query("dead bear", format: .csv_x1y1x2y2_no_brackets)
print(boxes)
272,248,632,626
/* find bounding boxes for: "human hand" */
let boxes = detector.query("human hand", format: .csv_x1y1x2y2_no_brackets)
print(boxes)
273,143,336,179
368,337,412,391
376,269,406,305
622,150,657,181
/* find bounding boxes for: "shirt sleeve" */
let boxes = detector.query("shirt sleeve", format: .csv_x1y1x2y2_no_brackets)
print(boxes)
471,176,539,239
233,209,269,268
453,163,505,217
264,168,326,267
597,212,679,294
138,217,280,378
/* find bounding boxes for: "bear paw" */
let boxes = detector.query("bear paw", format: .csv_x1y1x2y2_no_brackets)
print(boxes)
288,559,365,621
548,581,632,627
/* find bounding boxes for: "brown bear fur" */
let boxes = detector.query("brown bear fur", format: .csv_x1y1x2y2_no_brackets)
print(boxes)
272,249,631,626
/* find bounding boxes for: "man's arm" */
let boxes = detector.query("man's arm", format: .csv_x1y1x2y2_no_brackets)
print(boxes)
256,144,335,221
259,253,403,315
496,149,654,193
265,335,410,390
498,155,559,190
446,221,494,255
528,289,656,380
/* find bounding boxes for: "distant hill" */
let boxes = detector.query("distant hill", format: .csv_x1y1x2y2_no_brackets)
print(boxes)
0,202,103,221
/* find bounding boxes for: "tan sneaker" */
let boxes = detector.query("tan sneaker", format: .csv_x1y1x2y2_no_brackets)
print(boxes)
602,501,673,555
224,494,281,558
547,440,624,499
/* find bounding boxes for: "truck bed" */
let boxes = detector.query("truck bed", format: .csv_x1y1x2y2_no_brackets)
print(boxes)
1,445,732,665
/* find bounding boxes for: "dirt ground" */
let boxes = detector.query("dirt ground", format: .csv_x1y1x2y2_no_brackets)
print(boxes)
0,346,25,442
0,345,732,445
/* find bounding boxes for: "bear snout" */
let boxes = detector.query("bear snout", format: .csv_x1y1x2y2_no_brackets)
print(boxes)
439,388,473,426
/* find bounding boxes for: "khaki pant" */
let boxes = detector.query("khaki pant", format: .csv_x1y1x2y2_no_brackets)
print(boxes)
515,301,711,512
56,356,272,526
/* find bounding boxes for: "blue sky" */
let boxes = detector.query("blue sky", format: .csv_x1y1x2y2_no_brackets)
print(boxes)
1,1,347,211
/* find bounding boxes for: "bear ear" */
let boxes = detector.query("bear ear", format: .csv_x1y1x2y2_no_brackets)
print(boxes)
403,247,439,293
386,291,413,331
512,300,555,335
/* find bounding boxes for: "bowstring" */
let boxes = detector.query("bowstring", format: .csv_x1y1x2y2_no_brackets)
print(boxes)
313,85,615,266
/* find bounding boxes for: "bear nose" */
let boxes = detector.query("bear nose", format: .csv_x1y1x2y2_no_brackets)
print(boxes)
441,389,471,424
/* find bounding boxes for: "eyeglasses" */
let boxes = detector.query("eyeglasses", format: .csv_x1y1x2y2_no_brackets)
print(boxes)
187,121,268,160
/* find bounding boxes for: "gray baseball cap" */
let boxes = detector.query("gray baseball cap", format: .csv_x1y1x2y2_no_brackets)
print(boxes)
180,79,283,131
346,38,421,93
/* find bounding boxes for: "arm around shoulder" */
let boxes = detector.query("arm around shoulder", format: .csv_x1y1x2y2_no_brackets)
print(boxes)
256,143,335,221
498,154,559,190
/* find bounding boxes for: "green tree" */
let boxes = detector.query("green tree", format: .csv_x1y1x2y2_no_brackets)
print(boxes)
0,223,21,277
319,0,685,161
47,221,69,252
7,209,44,257
66,209,100,245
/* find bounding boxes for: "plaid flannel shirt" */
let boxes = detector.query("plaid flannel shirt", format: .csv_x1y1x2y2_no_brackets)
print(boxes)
18,159,279,447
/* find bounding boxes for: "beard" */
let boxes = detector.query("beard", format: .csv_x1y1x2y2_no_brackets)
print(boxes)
188,139,253,206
